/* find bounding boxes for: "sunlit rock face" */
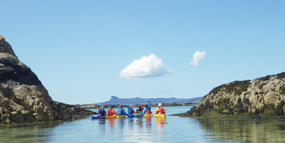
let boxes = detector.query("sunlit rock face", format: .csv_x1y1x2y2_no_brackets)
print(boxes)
189,72,285,119
0,37,93,124
0,36,16,57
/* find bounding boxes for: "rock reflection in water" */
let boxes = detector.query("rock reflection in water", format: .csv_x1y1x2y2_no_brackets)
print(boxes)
0,122,60,143
198,119,285,143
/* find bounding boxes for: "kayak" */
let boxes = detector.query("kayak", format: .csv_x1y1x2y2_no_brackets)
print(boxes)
144,114,153,118
116,115,126,119
93,115,125,119
91,116,105,119
127,115,143,118
155,114,165,118
105,115,116,119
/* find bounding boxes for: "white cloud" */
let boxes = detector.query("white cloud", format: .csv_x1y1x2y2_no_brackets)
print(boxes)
190,51,206,66
120,54,171,79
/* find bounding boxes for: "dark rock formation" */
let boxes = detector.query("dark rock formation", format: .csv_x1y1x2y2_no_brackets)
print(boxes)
0,37,94,124
0,36,16,57
182,72,285,120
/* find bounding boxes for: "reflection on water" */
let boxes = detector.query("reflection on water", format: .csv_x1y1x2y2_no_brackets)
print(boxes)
108,119,115,134
198,119,285,143
2,106,285,143
156,117,165,132
146,117,152,128
0,122,60,143
128,118,134,129
98,119,106,137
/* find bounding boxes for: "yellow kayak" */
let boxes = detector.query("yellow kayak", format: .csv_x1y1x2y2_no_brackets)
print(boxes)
105,115,116,119
155,114,165,118
115,115,126,119
144,114,153,118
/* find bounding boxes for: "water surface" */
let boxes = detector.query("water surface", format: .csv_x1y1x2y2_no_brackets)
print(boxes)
1,106,285,143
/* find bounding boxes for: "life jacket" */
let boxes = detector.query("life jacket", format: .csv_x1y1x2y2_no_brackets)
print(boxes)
128,107,134,115
108,109,114,116
98,108,105,116
146,109,152,114
98,108,103,114
159,107,164,114
117,107,126,115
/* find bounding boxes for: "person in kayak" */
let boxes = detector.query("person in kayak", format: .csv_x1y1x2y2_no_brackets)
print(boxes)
117,104,128,116
140,103,144,111
135,103,144,114
155,103,166,114
141,100,152,115
128,105,135,115
107,105,117,116
97,106,106,116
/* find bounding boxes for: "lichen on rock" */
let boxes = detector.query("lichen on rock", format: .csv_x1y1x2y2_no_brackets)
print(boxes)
184,72,285,120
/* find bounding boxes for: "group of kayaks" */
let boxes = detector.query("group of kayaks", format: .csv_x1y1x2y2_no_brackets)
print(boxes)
91,113,165,119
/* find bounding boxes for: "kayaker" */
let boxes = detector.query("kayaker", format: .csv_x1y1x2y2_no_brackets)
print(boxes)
140,103,144,111
107,105,117,116
141,100,152,115
128,105,135,115
117,104,128,116
135,103,144,114
97,106,106,116
155,103,166,114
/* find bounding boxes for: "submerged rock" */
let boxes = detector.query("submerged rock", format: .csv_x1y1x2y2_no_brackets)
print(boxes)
0,37,93,124
184,72,285,120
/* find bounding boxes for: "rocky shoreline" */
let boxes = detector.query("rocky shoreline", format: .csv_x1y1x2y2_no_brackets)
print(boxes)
177,72,285,120
174,106,285,121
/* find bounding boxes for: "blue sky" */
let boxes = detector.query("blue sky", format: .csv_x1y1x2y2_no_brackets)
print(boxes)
1,1,285,104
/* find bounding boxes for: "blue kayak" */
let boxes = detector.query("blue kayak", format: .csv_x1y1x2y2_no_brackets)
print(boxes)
127,115,143,118
91,116,105,119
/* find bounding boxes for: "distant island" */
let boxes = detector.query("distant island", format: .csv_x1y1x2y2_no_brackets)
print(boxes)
75,96,202,109
97,96,202,105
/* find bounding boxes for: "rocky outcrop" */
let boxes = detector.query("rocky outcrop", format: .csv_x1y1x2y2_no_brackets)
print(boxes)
184,72,285,119
76,104,102,109
0,37,93,124
0,36,16,57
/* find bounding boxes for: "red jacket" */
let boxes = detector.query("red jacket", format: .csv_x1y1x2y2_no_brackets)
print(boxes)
108,109,117,115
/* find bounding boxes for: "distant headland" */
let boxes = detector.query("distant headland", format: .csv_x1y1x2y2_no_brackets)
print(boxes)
74,96,202,109
97,96,202,105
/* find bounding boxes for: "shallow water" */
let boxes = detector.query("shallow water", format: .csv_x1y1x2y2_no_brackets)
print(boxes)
1,106,285,143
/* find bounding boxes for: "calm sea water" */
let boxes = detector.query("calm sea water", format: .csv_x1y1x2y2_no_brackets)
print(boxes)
1,106,285,143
